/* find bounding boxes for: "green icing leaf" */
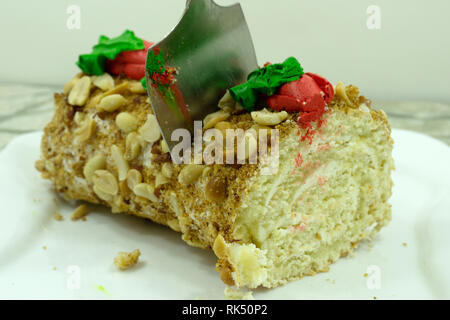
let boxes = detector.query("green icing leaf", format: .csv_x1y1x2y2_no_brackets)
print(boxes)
77,30,144,75
140,77,147,90
229,57,304,111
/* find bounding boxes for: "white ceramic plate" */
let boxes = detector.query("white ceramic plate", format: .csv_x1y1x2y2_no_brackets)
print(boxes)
0,129,449,300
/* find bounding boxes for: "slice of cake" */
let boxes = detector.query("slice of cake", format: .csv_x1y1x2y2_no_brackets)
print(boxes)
35,30,394,288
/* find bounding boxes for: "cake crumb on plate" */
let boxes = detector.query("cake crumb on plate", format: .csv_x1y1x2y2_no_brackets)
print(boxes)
224,287,254,300
70,204,89,221
114,249,141,270
53,212,63,221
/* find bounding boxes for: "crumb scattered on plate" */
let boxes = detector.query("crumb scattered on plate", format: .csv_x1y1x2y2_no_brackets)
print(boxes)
364,273,368,277
42,246,47,250
70,204,89,221
53,212,63,221
402,242,407,247
224,287,254,300
114,249,141,270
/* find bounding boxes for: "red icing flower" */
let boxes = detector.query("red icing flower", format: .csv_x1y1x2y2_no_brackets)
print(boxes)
106,40,153,80
266,71,334,145
267,72,333,112
266,72,334,127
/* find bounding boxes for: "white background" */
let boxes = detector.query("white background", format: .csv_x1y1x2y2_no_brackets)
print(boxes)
0,0,449,102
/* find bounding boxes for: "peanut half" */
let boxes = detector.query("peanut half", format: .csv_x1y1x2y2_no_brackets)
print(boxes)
125,132,142,161
63,73,82,95
83,154,106,183
203,110,230,130
178,164,205,185
92,73,115,91
116,112,138,134
68,76,91,106
92,170,119,196
155,173,170,188
217,90,243,112
139,114,161,143
74,118,96,142
133,183,159,202
251,109,288,126
128,80,147,94
126,169,142,191
102,82,129,97
335,82,353,106
111,145,129,181
97,94,126,112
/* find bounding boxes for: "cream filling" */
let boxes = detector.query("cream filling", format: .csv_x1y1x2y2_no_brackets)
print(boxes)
229,108,393,288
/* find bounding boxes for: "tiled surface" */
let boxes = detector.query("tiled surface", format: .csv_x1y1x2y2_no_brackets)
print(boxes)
0,83,449,149
0,84,57,149
375,100,450,145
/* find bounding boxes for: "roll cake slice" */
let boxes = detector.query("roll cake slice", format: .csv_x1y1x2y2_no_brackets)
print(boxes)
36,73,393,288
36,31,394,288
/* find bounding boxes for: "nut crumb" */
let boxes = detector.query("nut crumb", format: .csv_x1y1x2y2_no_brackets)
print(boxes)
402,242,407,247
114,249,141,270
42,246,47,250
363,273,368,277
53,212,63,221
224,287,254,300
71,204,90,221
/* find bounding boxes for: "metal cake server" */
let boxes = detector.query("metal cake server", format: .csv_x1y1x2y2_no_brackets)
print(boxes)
145,0,258,155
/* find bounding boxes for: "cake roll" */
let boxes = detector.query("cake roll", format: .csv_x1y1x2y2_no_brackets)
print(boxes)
36,31,394,288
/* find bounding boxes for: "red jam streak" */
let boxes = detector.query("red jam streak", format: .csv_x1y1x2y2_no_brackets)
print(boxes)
106,40,153,80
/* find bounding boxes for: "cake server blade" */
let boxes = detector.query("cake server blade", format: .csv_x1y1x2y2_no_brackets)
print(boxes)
145,0,258,156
